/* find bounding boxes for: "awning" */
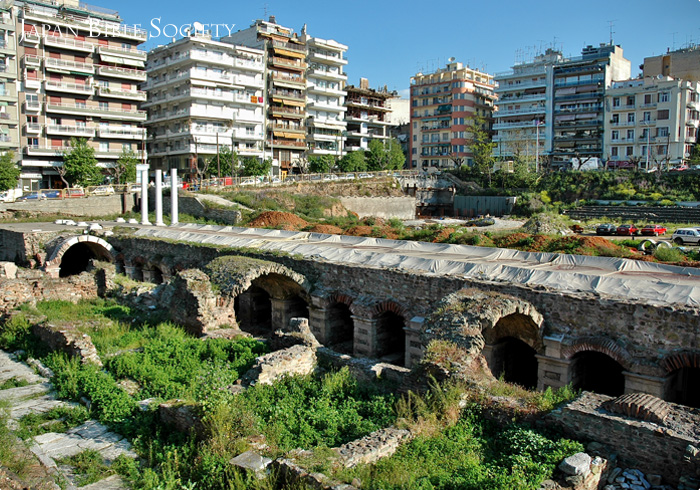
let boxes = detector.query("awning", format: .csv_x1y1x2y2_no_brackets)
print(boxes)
272,98,304,107
100,53,144,68
191,79,217,87
311,122,343,130
273,47,305,58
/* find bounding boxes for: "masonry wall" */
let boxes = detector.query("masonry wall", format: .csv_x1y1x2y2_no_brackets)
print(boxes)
107,236,700,367
156,194,242,225
0,194,137,217
339,197,416,219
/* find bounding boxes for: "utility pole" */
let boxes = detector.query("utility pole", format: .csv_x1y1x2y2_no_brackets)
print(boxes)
535,119,540,173
216,131,220,179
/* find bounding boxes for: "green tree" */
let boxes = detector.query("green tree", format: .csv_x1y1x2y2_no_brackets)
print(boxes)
688,144,700,166
308,155,335,174
0,151,19,191
60,138,102,188
386,138,405,170
366,139,386,171
468,117,496,187
110,148,138,185
338,150,367,172
209,146,237,177
241,157,271,177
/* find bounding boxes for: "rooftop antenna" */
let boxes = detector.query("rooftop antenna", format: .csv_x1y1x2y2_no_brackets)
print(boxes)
672,31,678,50
607,20,617,44
262,3,269,18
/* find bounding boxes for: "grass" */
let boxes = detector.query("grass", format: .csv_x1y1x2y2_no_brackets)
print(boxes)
56,449,114,486
17,405,90,440
0,378,31,390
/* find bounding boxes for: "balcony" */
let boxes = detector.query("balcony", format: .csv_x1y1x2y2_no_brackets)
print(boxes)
495,106,546,118
309,67,345,81
270,106,304,118
25,144,66,156
272,73,305,87
270,123,305,134
493,120,547,130
233,58,263,71
554,78,604,88
231,111,263,124
97,65,146,81
45,58,94,75
24,77,42,89
45,102,147,121
308,100,346,112
46,124,96,137
98,126,146,140
270,89,305,102
272,40,306,55
308,51,347,66
271,57,306,71
495,66,547,79
24,100,40,112
236,75,264,88
496,79,547,92
496,93,546,105
0,88,16,102
25,122,41,134
271,139,306,149
21,33,39,45
95,148,146,159
0,112,18,124
98,86,147,101
22,54,41,68
0,64,16,78
97,45,146,61
0,135,16,147
45,80,94,95
44,35,95,53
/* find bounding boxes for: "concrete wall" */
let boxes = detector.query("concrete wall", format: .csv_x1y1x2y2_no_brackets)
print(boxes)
1,194,137,217
339,196,416,219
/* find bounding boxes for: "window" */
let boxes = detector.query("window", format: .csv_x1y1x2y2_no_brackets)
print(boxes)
657,109,669,120
627,129,634,140
611,130,619,140
613,97,620,107
643,111,651,122
626,96,635,107
644,94,652,105
657,127,669,137
611,114,619,124
626,146,634,156
627,113,635,123
641,145,647,156
611,147,618,157
99,141,109,151
99,101,109,111
658,92,670,103
641,128,649,139
657,145,667,155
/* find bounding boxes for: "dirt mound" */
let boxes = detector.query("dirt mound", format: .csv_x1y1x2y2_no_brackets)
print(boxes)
248,211,309,230
345,225,374,237
521,214,572,235
433,227,455,243
308,224,343,235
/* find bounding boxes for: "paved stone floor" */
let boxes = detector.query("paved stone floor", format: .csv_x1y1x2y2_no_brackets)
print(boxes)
0,350,134,489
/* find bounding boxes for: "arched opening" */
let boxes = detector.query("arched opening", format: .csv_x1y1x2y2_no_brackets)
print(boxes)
287,294,309,321
488,337,538,389
58,242,111,277
145,266,164,285
236,285,272,335
132,264,144,282
665,367,700,408
570,351,625,397
375,311,405,366
327,302,354,354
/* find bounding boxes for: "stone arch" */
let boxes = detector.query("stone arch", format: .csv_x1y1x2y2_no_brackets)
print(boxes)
323,292,355,353
43,235,116,278
563,338,630,397
661,351,700,408
371,300,408,366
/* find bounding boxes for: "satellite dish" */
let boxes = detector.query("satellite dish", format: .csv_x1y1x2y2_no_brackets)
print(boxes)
193,21,204,33
448,57,456,62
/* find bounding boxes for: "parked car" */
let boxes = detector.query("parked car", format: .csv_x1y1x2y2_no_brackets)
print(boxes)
127,183,142,192
640,224,667,236
92,185,115,196
616,224,639,236
672,228,700,245
596,223,617,235
358,172,373,179
239,178,256,186
18,190,59,200
64,188,85,198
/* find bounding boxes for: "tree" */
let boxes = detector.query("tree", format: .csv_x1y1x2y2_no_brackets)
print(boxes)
61,138,102,188
308,154,334,174
209,146,236,177
338,150,366,172
241,157,271,177
386,138,405,170
110,148,138,185
366,139,387,171
0,151,19,191
687,143,700,166
468,117,496,187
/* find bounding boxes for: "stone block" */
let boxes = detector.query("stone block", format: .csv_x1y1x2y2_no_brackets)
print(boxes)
229,451,272,475
559,452,592,477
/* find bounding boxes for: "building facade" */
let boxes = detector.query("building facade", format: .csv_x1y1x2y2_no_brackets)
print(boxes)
15,0,147,190
302,33,347,159
643,45,700,83
0,0,18,165
143,33,265,176
603,76,700,170
410,61,495,170
493,49,562,161
345,78,395,153
551,44,630,169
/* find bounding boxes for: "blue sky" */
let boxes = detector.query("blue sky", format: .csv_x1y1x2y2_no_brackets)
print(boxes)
113,0,700,98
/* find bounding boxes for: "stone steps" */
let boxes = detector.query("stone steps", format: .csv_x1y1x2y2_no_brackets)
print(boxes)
0,351,137,490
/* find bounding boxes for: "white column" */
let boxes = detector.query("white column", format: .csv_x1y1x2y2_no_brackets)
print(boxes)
139,166,150,225
155,169,164,226
170,169,179,226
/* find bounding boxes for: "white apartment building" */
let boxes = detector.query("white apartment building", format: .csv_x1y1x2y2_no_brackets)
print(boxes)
604,76,700,170
144,33,265,177
302,34,347,158
0,0,18,162
493,49,562,160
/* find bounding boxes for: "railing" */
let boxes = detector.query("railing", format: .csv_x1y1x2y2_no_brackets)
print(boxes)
46,124,95,136
25,100,40,110
495,66,547,78
97,64,146,79
272,73,305,84
495,106,546,117
270,89,304,100
98,86,146,100
272,40,306,54
22,54,41,66
45,57,94,73
44,35,94,51
270,123,305,132
497,93,547,105
26,123,41,132
45,80,94,94
554,78,604,88
271,139,306,147
496,79,547,91
46,102,146,118
270,106,304,115
97,44,146,58
271,57,306,69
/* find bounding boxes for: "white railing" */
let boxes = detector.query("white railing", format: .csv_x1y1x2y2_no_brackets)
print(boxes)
46,124,95,136
45,57,94,73
45,80,93,94
44,35,94,52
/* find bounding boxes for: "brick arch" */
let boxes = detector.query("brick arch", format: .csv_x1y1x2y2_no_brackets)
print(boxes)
43,235,116,277
660,351,700,373
370,300,408,319
561,337,634,371
326,292,354,308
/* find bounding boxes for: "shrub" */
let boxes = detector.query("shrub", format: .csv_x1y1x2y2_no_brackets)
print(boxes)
654,246,686,263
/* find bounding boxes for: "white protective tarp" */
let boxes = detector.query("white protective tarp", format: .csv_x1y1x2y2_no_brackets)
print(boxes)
135,225,700,307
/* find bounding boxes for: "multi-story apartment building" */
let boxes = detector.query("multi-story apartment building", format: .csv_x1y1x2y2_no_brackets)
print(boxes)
301,32,347,159
409,61,495,170
551,44,630,169
15,0,147,190
0,0,19,165
143,33,265,175
643,45,700,83
603,76,700,170
224,17,308,175
345,78,396,153
493,49,563,160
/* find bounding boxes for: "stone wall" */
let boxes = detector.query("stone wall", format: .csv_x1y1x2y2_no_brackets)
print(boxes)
339,197,416,219
158,194,241,225
240,344,316,387
31,322,102,366
0,194,136,217
0,228,75,265
545,392,700,486
0,271,100,316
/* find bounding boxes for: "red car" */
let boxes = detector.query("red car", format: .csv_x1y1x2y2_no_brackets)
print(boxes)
616,224,639,236
640,224,667,236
